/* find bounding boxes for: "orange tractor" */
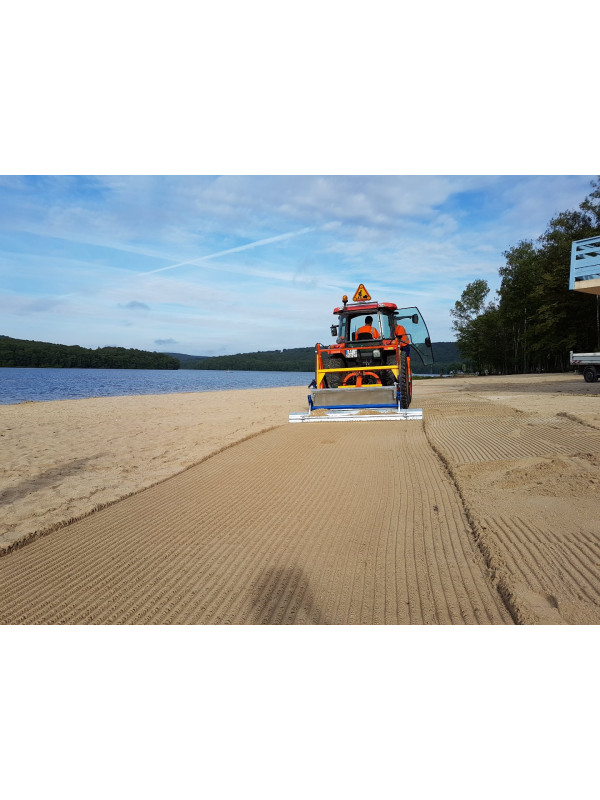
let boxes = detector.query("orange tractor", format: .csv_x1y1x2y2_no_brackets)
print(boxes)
289,284,434,422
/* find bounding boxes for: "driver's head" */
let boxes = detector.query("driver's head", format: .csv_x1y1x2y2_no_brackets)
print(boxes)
365,316,373,325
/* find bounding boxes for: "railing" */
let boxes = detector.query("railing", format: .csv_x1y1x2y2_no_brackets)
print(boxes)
570,235,600,289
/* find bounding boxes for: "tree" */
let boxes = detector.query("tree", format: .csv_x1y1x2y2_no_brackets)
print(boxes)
450,279,494,373
450,177,600,375
533,208,599,369
498,240,543,373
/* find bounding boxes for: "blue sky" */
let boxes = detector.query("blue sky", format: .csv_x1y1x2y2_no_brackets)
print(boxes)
0,175,595,356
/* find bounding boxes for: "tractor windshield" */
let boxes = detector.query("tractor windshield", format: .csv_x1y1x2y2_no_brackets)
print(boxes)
394,306,434,366
345,311,395,341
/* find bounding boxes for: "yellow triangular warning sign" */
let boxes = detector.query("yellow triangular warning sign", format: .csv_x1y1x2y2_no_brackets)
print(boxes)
353,284,371,301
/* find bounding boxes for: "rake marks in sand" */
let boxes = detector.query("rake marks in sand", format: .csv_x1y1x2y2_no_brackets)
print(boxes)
0,423,511,625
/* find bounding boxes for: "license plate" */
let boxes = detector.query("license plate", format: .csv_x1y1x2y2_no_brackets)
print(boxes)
345,349,358,358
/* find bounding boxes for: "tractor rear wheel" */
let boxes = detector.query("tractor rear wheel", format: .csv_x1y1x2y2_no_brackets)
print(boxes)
324,356,345,388
382,353,397,385
399,351,411,408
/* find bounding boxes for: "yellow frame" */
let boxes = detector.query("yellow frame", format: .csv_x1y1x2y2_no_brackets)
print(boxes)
315,343,400,388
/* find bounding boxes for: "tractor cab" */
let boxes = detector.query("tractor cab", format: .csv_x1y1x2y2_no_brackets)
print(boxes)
332,303,396,342
331,296,434,368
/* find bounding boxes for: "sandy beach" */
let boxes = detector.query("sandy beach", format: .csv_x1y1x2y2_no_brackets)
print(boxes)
0,387,303,552
1,373,599,624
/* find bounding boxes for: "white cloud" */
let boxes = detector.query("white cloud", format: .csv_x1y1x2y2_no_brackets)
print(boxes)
1,175,596,354
120,300,150,310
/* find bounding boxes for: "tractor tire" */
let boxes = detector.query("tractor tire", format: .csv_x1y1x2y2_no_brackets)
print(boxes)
583,366,598,383
324,356,345,388
399,351,411,408
382,353,398,386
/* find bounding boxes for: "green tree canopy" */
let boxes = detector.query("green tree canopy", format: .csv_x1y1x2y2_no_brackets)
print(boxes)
451,178,600,374
0,336,180,369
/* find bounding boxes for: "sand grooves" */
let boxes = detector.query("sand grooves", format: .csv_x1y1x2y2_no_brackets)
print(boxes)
0,421,511,625
422,393,600,624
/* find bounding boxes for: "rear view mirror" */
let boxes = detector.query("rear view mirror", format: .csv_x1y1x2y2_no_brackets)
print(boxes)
425,337,431,347
330,325,338,336
412,314,419,324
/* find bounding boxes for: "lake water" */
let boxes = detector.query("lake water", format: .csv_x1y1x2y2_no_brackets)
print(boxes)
0,368,316,405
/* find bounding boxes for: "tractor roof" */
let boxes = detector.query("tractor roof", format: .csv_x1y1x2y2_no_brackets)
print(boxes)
333,301,398,315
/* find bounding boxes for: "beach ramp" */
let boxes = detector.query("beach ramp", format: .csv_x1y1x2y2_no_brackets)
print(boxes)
0,422,512,625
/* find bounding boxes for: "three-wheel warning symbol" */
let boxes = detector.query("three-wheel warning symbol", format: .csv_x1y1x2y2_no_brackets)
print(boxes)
353,284,371,301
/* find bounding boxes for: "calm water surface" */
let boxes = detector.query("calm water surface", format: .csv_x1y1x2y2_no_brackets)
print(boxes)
0,368,315,405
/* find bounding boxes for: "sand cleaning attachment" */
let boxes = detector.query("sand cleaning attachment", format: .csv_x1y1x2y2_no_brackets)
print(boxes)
289,385,423,423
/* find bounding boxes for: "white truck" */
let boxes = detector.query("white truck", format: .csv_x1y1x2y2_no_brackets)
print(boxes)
569,351,600,382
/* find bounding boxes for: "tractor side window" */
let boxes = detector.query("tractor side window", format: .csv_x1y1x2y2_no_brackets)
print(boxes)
379,314,393,339
394,306,434,366
337,317,348,341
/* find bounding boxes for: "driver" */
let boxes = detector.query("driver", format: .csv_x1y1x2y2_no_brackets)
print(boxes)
355,315,380,340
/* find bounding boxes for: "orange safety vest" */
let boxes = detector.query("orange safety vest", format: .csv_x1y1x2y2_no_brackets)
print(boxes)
355,325,380,340
395,325,409,347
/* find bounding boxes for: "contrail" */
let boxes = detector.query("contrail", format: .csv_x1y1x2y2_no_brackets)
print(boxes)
138,227,315,277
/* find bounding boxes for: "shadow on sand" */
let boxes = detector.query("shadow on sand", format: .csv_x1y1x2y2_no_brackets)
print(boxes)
1,457,100,505
249,566,329,624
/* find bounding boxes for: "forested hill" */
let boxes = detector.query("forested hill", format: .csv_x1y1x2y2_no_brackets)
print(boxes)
0,336,180,369
1,335,460,372
179,347,315,372
168,342,461,373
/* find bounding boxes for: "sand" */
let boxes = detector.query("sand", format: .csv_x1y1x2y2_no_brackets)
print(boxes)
0,387,302,552
1,373,599,624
